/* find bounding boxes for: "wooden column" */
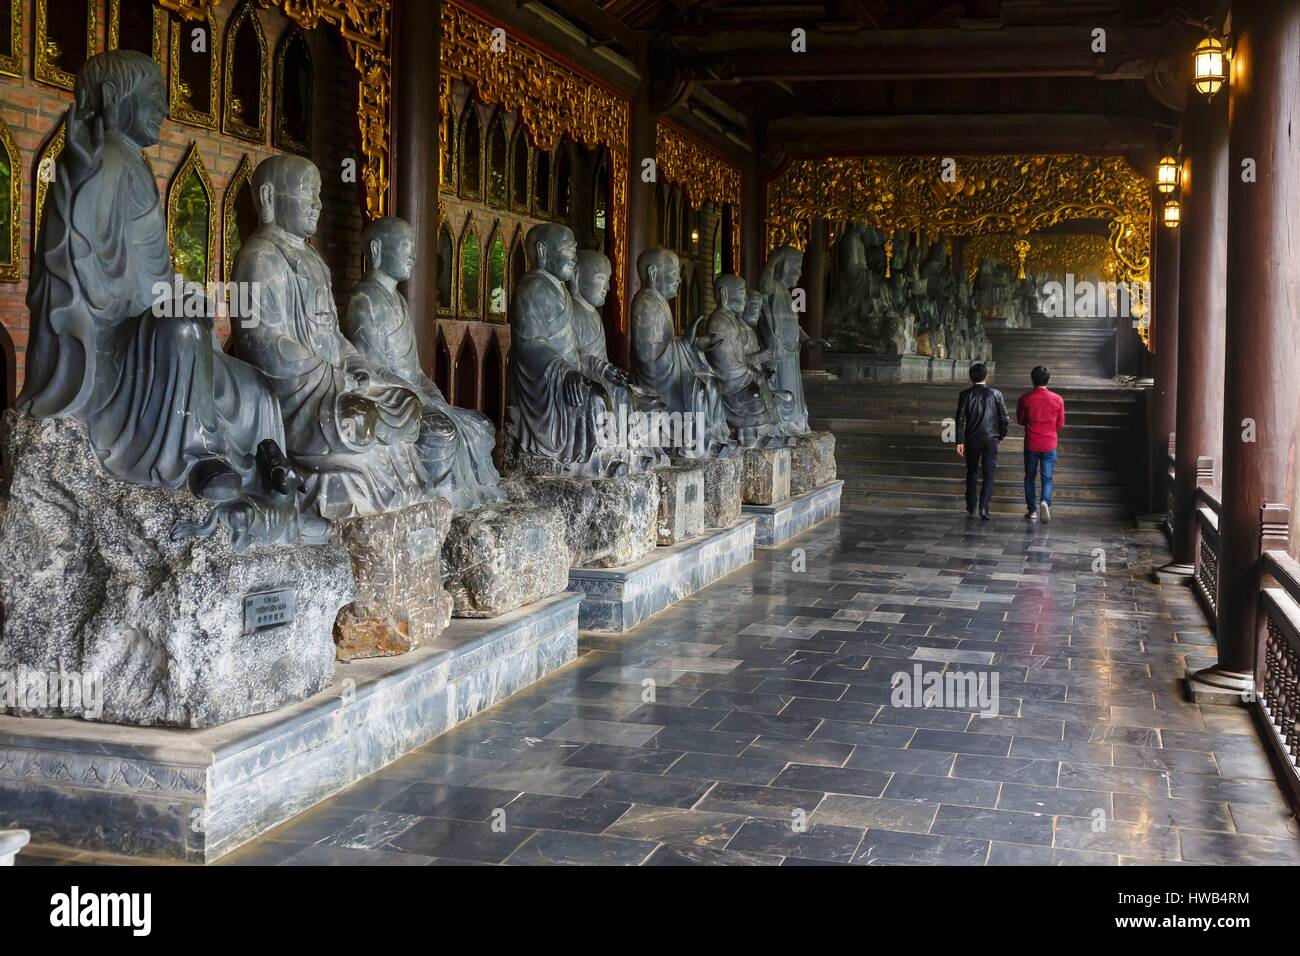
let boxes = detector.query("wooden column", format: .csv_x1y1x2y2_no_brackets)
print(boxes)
393,0,440,371
1192,0,1300,700
802,218,827,371
1149,208,1179,515
621,38,657,370
1159,92,1228,578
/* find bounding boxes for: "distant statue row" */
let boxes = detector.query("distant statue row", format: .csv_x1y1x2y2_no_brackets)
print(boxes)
19,51,502,551
826,223,1017,360
507,224,812,477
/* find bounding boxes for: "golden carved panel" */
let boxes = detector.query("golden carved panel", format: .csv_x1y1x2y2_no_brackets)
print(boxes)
0,0,21,78
440,1,631,319
768,155,1151,286
168,8,220,129
222,0,270,142
963,232,1121,283
0,113,20,281
34,0,98,91
32,117,65,249
656,120,741,271
109,0,168,63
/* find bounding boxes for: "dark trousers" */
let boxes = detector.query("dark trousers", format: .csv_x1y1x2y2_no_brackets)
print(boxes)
965,438,999,514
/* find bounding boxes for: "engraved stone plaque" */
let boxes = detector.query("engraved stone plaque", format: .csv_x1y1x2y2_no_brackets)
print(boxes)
244,588,297,634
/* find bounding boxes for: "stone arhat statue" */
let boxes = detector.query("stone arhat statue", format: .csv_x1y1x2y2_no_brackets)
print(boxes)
343,215,505,511
18,49,285,502
757,245,812,434
568,249,660,412
230,155,442,520
507,223,653,477
630,247,734,458
697,273,797,448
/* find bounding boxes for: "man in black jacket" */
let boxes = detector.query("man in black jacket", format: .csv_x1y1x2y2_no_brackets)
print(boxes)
955,363,1010,519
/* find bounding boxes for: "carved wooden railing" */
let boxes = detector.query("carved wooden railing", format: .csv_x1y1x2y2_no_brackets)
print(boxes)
1258,532,1300,809
1192,482,1221,624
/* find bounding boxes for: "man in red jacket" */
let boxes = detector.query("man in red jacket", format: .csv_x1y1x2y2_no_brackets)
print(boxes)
1016,365,1065,523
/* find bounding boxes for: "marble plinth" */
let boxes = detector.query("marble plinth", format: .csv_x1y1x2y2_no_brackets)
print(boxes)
655,463,706,545
569,518,756,632
0,592,581,862
442,503,570,617
335,499,454,661
703,455,744,529
744,480,843,548
0,413,353,728
504,472,658,569
790,432,838,495
742,447,792,505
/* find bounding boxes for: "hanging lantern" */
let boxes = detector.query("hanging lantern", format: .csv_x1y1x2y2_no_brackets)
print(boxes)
1156,154,1179,194
1194,34,1227,99
1162,199,1181,228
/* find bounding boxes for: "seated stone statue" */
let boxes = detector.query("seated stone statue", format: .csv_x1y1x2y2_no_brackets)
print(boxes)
569,249,661,414
757,246,812,434
230,156,438,520
697,274,797,448
508,223,653,477
343,216,505,511
18,50,284,501
631,248,734,459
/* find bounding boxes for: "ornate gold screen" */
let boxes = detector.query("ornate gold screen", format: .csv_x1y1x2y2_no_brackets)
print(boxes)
656,120,741,269
767,155,1151,288
440,1,631,317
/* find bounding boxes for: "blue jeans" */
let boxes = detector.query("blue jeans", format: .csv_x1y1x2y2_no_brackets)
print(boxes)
1024,449,1056,510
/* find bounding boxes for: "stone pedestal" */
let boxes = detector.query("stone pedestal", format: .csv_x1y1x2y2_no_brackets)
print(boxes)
745,480,844,548
505,472,658,568
790,431,838,495
703,455,743,528
0,593,581,862
654,462,706,545
569,519,756,632
442,503,570,617
742,447,792,505
334,499,453,661
0,413,353,728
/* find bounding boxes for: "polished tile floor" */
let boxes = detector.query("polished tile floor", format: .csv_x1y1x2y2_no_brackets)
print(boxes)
34,506,1296,866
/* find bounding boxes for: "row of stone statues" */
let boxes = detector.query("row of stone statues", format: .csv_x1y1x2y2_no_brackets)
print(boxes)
824,223,995,361
507,221,815,478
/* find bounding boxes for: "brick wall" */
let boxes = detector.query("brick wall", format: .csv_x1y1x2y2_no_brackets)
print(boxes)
0,0,365,403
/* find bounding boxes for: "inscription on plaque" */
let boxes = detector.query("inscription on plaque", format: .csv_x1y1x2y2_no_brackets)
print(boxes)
244,588,297,634
685,482,700,504
524,526,547,554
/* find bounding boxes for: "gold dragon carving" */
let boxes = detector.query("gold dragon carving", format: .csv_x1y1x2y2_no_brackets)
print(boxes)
440,1,631,316
159,0,392,219
768,155,1151,288
656,120,742,269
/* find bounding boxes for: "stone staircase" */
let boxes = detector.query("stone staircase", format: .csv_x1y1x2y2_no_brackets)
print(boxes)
805,379,1143,518
986,314,1119,384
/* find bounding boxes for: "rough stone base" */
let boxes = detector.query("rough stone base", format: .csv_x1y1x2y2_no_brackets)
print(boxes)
823,353,994,384
504,472,658,569
655,462,706,545
335,499,454,661
0,592,581,862
569,518,756,632
791,432,838,495
0,412,353,728
742,447,792,505
442,503,570,617
703,455,744,529
744,480,844,548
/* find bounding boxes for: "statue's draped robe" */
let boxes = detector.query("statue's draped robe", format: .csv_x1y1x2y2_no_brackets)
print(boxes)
231,227,432,520
630,289,730,456
702,307,795,445
343,276,505,511
758,284,810,434
508,269,630,475
19,129,282,491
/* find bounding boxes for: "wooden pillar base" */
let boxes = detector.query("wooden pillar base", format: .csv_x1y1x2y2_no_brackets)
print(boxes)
1152,561,1194,584
1185,666,1254,707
